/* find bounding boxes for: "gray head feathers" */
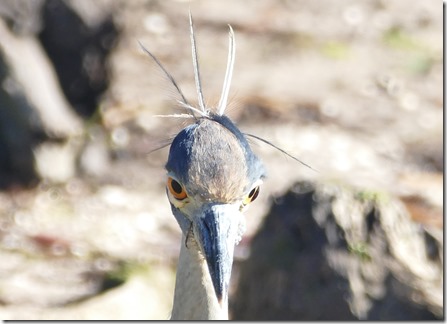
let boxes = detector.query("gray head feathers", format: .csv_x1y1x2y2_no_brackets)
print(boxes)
166,114,265,202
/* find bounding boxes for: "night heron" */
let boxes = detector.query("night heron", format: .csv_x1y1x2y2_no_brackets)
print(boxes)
141,13,306,320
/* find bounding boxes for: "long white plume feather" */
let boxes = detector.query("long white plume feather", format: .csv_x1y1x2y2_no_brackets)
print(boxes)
217,25,236,116
189,11,206,114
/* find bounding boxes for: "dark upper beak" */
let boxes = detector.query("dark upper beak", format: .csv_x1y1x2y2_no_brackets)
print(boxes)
194,203,238,303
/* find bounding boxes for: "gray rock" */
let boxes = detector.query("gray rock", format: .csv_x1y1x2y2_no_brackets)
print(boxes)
231,181,442,320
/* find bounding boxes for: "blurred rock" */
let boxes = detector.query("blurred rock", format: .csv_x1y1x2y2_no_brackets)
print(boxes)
0,0,45,35
0,50,40,188
38,0,119,118
79,126,111,178
34,142,77,183
0,0,119,186
231,181,442,320
0,18,83,138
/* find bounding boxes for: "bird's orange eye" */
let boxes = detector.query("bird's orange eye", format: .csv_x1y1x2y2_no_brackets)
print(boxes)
167,177,188,200
243,185,260,206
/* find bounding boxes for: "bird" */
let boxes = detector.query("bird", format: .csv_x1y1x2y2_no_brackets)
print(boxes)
140,13,266,320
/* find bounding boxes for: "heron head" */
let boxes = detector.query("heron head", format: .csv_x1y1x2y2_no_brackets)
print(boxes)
165,113,265,304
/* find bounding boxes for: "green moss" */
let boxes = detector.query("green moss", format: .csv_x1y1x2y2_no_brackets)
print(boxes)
382,27,436,74
348,242,371,261
406,53,434,75
383,27,421,51
355,189,390,205
321,41,350,59
101,260,150,291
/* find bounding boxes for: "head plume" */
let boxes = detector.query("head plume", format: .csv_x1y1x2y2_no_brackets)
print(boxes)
140,12,316,172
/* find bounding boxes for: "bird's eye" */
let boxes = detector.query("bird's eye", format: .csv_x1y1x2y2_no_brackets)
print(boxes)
167,177,188,200
243,185,260,206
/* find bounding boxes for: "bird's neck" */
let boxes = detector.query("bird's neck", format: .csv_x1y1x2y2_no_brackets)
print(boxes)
170,235,228,320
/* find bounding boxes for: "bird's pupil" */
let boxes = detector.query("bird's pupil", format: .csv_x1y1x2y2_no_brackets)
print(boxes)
171,179,183,194
249,186,259,201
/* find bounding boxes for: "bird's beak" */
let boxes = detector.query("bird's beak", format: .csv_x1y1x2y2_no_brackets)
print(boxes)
194,203,239,304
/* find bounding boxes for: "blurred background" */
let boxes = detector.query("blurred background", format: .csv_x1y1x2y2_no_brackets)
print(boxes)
0,0,443,320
